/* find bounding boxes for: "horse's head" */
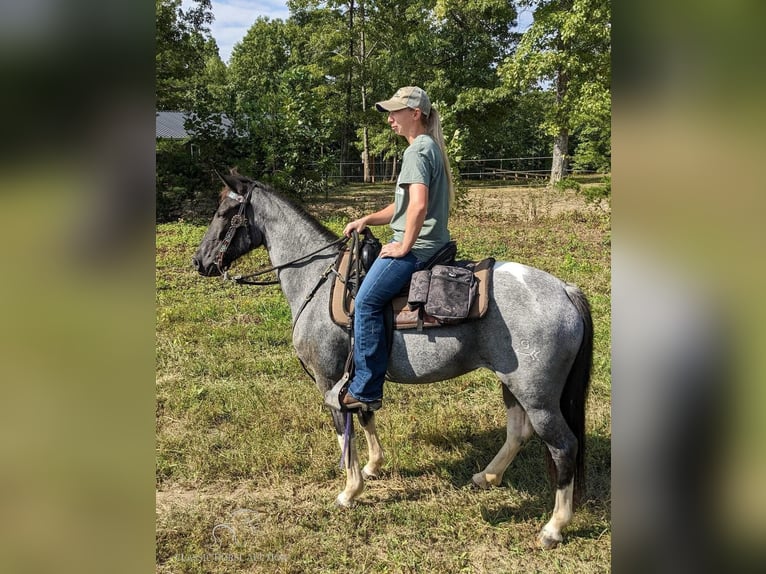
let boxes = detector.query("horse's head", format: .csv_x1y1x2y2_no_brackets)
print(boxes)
192,171,265,276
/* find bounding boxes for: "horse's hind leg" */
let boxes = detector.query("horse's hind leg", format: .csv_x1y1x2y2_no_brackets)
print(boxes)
524,405,578,549
472,385,534,489
540,477,574,549
330,409,365,508
357,411,384,480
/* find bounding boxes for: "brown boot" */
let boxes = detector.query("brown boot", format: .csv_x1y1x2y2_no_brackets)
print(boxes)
342,391,382,412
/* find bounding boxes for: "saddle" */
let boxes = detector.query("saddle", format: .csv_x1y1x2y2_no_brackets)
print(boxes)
330,245,495,330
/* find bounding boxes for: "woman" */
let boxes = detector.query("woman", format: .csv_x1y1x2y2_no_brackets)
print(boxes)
330,86,454,411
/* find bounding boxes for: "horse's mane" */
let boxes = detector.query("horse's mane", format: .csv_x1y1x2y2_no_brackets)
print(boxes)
219,177,337,242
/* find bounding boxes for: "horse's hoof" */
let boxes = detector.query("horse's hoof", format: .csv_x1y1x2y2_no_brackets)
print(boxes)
471,473,491,490
537,531,563,550
334,493,357,509
362,467,380,480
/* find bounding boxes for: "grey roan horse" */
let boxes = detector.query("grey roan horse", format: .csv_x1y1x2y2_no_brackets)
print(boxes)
192,173,593,549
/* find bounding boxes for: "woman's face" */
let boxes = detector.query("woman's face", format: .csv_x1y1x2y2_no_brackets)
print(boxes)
387,108,417,136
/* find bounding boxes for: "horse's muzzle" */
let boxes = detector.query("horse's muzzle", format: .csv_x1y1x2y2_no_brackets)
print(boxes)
191,255,222,277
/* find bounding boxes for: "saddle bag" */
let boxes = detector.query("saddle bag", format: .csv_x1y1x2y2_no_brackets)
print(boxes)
409,264,477,324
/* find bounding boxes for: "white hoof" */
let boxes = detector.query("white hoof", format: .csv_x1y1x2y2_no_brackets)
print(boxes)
335,493,356,509
362,466,380,480
537,528,563,550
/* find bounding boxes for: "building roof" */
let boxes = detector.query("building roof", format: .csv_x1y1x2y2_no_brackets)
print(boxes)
156,111,240,139
156,111,189,139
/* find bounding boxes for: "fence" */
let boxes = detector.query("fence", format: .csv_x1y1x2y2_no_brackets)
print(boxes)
458,157,553,181
319,156,564,184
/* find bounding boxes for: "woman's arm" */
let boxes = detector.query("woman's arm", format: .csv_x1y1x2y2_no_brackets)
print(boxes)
380,183,427,259
343,202,395,237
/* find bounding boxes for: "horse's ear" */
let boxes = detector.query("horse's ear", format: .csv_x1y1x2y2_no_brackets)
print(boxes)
215,169,247,193
213,169,231,189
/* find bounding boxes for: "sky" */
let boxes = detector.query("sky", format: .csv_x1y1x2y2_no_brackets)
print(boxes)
183,0,534,65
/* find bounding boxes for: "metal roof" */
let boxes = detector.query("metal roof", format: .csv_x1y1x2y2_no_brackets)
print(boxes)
156,111,189,139
155,111,240,139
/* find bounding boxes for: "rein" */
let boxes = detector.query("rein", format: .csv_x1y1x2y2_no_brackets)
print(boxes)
217,186,354,332
216,183,349,285
216,187,370,384
223,236,349,286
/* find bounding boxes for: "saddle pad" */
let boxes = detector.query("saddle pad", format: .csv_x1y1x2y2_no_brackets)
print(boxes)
330,252,495,329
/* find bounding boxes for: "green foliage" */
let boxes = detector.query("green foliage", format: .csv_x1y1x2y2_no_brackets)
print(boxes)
156,0,218,110
501,0,611,174
554,176,581,193
578,174,611,208
156,140,221,223
553,174,610,211
156,0,611,221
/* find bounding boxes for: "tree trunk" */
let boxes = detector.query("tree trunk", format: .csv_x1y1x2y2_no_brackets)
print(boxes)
341,0,355,180
550,128,568,184
359,1,374,183
362,127,371,182
549,67,569,185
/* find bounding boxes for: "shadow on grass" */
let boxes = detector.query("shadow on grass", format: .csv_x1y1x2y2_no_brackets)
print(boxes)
382,426,611,523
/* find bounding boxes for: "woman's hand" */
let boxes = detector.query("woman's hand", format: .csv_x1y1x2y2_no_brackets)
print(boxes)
343,218,367,237
380,242,409,259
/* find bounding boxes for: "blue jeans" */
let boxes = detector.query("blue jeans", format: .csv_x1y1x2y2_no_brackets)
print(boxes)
347,251,423,402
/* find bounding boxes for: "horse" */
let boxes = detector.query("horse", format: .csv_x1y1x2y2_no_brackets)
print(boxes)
192,172,593,549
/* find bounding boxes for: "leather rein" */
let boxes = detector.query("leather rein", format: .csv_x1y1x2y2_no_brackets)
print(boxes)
223,237,348,286
215,186,351,333
214,191,375,383
216,186,349,285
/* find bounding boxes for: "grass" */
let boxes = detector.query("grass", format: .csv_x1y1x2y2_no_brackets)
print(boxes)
156,183,611,573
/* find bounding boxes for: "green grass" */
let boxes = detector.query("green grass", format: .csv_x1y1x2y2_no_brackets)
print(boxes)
156,185,611,573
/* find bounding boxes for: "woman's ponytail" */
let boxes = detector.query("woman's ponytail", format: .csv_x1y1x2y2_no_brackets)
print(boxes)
425,108,455,210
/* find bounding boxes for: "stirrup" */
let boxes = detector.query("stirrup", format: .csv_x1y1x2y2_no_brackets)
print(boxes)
324,374,351,412
323,375,382,412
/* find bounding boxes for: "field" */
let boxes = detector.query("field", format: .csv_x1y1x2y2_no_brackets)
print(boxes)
156,182,611,573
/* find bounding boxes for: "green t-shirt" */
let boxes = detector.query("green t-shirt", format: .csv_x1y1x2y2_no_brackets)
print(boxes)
390,134,451,261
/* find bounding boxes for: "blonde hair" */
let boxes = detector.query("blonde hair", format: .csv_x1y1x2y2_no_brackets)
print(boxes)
423,107,455,209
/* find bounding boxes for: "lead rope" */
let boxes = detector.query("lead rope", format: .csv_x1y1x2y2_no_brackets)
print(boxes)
339,411,352,470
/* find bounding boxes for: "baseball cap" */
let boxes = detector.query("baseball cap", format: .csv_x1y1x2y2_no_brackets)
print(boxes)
375,86,431,117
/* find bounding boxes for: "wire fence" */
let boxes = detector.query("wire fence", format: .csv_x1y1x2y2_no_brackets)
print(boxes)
458,157,554,181
319,156,594,184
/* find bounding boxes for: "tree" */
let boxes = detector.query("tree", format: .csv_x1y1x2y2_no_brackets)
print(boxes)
359,0,524,181
156,0,570,219
228,14,348,186
155,0,216,111
500,0,611,183
432,0,519,93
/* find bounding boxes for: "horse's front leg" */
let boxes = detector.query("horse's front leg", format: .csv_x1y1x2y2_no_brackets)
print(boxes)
330,409,364,507
357,411,384,480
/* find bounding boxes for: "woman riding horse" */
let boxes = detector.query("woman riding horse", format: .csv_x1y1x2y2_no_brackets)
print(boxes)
329,86,454,412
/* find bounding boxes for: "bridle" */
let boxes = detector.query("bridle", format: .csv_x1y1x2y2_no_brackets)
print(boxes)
215,188,253,275
215,185,350,284
213,188,370,384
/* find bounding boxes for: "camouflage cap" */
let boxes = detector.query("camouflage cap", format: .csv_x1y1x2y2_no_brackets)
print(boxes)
375,86,431,117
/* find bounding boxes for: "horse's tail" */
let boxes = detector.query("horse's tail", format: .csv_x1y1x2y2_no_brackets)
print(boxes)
547,284,593,505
